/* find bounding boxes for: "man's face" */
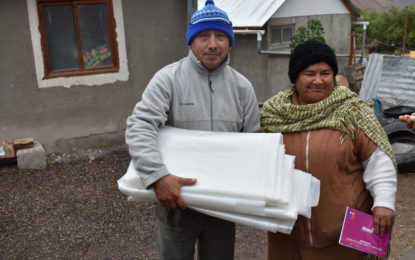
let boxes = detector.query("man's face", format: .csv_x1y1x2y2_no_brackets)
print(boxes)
190,30,231,71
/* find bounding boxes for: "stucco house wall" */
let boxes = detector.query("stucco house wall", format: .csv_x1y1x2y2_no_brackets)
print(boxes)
0,0,356,153
0,0,188,152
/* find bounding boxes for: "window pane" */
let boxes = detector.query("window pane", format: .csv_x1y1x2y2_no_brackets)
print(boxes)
282,27,293,43
271,27,282,44
78,4,113,68
43,5,80,71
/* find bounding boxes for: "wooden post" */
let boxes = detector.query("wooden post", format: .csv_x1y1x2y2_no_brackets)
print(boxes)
187,0,197,23
349,32,357,65
403,6,408,55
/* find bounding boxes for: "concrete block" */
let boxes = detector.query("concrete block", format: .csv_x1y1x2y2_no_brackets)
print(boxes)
17,141,46,169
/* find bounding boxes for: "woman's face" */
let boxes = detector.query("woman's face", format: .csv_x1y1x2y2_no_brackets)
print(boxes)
294,62,335,105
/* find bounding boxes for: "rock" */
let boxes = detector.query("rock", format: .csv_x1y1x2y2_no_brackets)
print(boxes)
17,141,46,169
336,74,350,87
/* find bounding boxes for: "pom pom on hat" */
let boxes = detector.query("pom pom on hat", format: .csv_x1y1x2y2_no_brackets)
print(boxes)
186,0,234,46
288,40,338,83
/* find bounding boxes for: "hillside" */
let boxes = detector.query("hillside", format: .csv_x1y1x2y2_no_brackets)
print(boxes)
389,0,415,6
351,0,415,11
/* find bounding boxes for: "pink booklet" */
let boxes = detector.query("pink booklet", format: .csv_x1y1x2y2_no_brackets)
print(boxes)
339,207,391,258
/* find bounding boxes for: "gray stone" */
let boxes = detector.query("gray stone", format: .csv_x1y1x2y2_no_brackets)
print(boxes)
400,248,415,260
17,141,46,169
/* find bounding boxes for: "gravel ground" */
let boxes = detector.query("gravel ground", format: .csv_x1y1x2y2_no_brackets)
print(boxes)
0,146,413,259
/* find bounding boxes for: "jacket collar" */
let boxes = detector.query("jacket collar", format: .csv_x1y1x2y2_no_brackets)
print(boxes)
188,49,230,74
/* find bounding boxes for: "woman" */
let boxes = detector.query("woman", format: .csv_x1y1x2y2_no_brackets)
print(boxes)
261,40,397,260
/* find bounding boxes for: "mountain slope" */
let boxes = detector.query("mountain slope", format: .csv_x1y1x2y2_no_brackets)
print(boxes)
351,0,415,11
388,0,415,6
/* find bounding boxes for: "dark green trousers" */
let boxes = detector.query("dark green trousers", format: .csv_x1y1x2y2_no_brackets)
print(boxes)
156,205,235,260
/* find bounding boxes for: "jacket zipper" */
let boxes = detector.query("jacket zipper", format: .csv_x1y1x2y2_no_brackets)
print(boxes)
305,131,314,247
208,73,214,131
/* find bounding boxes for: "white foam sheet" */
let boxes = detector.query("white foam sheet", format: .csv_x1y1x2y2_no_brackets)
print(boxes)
126,195,295,234
118,127,320,233
191,207,296,234
158,127,284,204
118,162,319,220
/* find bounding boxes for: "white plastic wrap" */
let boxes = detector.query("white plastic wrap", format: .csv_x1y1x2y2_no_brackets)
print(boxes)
158,127,284,204
118,127,320,233
191,207,296,234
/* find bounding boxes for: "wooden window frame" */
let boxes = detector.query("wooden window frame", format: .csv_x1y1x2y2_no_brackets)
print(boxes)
270,24,295,46
36,0,119,79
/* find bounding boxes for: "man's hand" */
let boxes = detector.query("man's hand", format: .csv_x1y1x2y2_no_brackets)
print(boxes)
373,207,395,236
154,174,197,209
399,113,415,131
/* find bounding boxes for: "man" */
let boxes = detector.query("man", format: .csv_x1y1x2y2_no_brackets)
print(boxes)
399,113,415,131
125,1,260,259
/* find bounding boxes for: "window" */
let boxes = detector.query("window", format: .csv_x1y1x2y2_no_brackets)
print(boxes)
36,0,119,79
270,25,294,45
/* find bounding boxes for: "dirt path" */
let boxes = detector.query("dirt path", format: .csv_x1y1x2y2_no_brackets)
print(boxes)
0,148,413,259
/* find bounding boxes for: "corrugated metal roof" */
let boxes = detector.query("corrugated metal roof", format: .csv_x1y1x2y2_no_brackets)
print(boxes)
360,54,415,109
197,0,286,28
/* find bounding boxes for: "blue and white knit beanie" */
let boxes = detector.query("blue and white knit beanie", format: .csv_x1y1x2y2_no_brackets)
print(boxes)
186,0,234,46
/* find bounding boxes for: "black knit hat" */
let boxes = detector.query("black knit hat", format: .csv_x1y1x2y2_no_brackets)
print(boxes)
288,40,338,83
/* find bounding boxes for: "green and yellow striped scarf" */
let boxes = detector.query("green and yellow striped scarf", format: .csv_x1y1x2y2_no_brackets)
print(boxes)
261,86,396,166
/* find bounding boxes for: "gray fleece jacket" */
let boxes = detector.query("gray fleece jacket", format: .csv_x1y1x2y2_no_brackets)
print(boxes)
125,50,260,188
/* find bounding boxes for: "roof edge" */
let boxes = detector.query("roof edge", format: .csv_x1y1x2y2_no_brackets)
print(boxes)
341,0,361,19
233,26,264,30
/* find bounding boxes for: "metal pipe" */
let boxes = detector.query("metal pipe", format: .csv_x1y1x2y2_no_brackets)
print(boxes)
352,21,369,63
234,30,291,55
233,30,265,35
234,29,360,57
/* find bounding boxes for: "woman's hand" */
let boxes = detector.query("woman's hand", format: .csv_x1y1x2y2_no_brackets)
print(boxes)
373,207,395,236
399,113,415,131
